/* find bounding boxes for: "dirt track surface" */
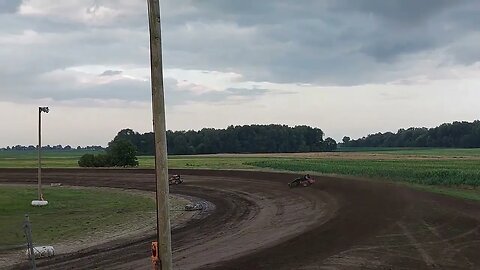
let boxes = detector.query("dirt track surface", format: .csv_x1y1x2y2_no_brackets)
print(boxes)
1,168,480,270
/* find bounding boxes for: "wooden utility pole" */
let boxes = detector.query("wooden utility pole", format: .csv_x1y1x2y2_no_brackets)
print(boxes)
147,0,173,269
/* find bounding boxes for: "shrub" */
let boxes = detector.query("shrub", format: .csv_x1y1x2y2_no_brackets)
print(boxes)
78,154,96,167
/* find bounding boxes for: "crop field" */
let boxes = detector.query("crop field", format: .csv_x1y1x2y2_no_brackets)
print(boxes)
337,147,480,157
246,159,480,186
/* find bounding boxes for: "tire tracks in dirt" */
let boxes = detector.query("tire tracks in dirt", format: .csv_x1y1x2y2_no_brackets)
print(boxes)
1,168,480,269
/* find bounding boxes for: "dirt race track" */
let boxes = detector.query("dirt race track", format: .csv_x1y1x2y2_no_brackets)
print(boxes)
1,168,480,270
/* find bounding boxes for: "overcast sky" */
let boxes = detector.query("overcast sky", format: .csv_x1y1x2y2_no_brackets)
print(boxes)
1,0,480,147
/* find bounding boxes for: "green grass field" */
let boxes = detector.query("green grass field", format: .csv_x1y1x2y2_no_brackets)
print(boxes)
0,150,104,168
0,186,155,248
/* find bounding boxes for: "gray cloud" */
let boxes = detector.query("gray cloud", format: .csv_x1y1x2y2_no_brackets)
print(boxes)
360,36,434,62
1,75,150,102
0,0,21,13
332,0,457,25
164,78,275,106
0,0,479,105
2,0,480,148
160,0,480,84
100,70,123,76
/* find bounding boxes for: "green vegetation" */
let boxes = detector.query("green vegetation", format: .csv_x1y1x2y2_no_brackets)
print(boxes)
78,139,138,167
0,150,103,168
113,125,336,155
345,120,480,148
138,155,265,170
245,159,480,186
337,147,480,156
0,186,155,248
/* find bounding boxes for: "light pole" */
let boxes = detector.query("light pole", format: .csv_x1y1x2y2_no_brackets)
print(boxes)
38,106,49,201
147,0,172,269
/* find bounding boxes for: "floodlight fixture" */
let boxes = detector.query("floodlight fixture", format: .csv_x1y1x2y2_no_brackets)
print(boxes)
39,107,49,113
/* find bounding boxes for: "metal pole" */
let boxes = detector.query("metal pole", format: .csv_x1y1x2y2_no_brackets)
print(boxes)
147,0,172,269
37,108,42,200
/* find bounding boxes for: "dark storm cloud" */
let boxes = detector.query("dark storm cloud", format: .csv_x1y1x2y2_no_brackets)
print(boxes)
0,0,22,13
159,0,480,85
182,0,464,27
332,0,457,24
360,37,434,62
1,0,479,103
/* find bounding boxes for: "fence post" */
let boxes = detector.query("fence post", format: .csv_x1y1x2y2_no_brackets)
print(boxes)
23,214,36,270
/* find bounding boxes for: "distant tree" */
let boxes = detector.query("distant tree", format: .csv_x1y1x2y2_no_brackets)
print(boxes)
342,136,351,144
94,154,112,167
78,153,112,167
78,140,137,168
107,139,139,167
322,137,337,152
78,154,96,167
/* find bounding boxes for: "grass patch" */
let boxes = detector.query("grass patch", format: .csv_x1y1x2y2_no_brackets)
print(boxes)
2,148,480,168
139,156,262,169
0,150,104,168
0,186,154,248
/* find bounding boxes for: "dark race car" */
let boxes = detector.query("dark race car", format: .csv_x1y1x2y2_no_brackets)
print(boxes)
288,174,315,188
169,174,183,185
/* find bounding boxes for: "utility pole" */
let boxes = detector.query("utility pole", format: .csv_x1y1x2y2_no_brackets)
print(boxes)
147,0,172,269
38,107,49,201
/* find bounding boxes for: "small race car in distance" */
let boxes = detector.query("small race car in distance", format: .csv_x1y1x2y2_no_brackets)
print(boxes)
185,202,204,211
288,174,315,188
169,174,183,185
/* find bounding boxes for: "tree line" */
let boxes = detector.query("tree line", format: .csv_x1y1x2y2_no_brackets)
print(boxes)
113,124,337,155
0,145,104,151
343,120,480,148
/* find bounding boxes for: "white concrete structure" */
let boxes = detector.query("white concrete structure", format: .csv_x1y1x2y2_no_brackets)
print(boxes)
26,246,55,259
31,200,48,206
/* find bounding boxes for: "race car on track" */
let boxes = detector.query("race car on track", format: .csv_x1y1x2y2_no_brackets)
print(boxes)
288,174,315,188
169,174,183,185
185,202,203,211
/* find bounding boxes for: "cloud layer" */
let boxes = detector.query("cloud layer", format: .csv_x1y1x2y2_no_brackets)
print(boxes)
1,0,480,146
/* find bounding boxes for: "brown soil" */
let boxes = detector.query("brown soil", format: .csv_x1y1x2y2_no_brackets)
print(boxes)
1,168,479,270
